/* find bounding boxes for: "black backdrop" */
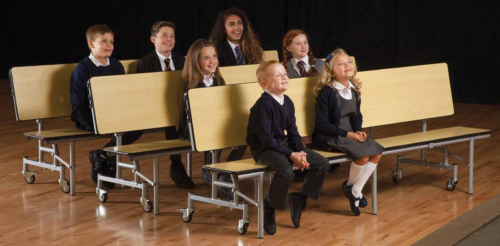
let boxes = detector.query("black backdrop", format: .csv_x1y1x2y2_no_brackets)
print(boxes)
2,0,499,104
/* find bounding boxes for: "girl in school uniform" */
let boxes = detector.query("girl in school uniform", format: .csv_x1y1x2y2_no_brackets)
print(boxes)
209,7,262,175
282,29,324,79
209,7,264,67
177,39,240,201
312,48,383,216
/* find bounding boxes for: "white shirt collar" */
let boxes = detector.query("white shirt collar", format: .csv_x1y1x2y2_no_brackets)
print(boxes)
332,80,355,100
292,56,309,66
227,40,239,50
202,73,215,87
89,53,110,67
156,51,174,71
265,90,284,106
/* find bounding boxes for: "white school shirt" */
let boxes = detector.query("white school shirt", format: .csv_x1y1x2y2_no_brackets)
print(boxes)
332,80,355,100
89,53,110,67
156,51,176,71
202,73,215,87
265,90,284,106
292,56,311,75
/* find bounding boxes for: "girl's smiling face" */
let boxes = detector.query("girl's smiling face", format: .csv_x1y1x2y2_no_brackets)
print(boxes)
331,53,354,81
198,46,218,76
224,14,244,44
287,34,309,59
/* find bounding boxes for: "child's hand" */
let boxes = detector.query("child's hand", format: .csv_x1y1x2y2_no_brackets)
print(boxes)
290,152,310,171
356,131,367,141
347,132,366,142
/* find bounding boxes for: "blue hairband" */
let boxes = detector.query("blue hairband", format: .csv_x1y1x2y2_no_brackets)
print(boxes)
325,51,333,63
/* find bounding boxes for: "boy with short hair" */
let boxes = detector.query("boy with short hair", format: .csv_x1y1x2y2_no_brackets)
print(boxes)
70,24,143,188
136,21,193,189
246,60,329,235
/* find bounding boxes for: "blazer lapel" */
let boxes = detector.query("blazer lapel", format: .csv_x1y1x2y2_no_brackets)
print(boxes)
223,41,238,66
151,51,162,72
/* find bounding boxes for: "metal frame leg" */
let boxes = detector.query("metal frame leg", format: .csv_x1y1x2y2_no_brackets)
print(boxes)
69,141,76,195
187,152,192,177
258,173,264,239
154,156,160,215
371,167,377,215
468,139,474,194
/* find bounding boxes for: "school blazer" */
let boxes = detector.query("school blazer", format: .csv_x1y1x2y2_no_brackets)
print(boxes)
215,40,240,67
286,58,325,79
136,51,185,73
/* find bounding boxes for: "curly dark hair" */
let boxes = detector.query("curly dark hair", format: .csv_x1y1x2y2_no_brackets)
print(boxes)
209,7,264,64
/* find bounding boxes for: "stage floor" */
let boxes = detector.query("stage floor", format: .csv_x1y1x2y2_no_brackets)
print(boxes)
1,79,499,245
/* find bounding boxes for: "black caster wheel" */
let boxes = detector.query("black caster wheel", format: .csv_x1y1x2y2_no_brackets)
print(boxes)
391,171,400,184
181,211,194,223
25,175,35,184
143,199,153,213
237,222,249,235
446,179,456,191
99,193,108,202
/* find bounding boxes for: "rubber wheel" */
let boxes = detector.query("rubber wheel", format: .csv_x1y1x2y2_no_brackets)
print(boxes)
25,175,35,184
61,183,70,193
446,179,456,191
143,199,153,213
99,193,108,202
391,171,400,184
237,222,249,235
181,211,194,223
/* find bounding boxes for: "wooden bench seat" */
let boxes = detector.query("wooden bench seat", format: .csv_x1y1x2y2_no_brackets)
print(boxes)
24,129,97,141
104,139,191,156
203,159,268,175
182,62,490,238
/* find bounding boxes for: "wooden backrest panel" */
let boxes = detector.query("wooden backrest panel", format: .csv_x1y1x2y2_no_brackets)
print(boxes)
188,63,454,152
10,64,77,121
90,71,183,134
263,50,279,62
219,64,260,85
121,59,138,74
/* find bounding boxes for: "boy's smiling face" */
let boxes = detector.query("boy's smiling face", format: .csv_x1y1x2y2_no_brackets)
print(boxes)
89,32,114,59
260,63,289,95
151,26,175,55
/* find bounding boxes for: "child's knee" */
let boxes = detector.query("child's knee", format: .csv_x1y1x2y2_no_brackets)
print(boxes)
355,156,369,164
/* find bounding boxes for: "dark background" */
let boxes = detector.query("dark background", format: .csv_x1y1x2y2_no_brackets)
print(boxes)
2,0,499,104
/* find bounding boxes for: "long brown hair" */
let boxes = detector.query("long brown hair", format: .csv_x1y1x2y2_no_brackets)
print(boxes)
177,39,226,134
313,48,362,99
282,29,319,76
209,7,264,64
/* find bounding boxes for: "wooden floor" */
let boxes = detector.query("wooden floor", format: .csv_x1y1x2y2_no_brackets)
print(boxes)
1,79,499,246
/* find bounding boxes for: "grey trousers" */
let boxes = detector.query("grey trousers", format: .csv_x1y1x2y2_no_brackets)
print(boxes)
255,147,329,210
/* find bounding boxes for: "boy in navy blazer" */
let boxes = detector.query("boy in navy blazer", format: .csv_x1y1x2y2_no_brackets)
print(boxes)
136,21,193,189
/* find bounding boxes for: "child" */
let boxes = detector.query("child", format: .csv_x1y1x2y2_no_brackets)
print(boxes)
312,48,383,216
247,60,329,234
282,29,324,79
70,24,143,188
136,21,193,189
209,7,261,175
209,7,264,67
177,39,229,185
282,29,328,181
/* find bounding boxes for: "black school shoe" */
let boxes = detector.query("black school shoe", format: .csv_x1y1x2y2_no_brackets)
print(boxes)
289,193,307,228
89,150,106,184
170,160,194,189
102,159,116,189
264,201,277,235
342,181,361,216
342,181,368,208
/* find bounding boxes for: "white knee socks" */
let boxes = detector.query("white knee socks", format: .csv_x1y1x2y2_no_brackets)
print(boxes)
347,162,364,186
352,161,377,206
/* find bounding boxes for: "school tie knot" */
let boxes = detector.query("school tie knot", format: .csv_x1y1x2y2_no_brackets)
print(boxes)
164,58,171,71
297,60,307,77
234,45,245,65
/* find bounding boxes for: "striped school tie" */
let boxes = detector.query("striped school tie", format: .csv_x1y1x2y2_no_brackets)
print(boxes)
297,60,307,77
234,46,245,65
164,58,172,71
